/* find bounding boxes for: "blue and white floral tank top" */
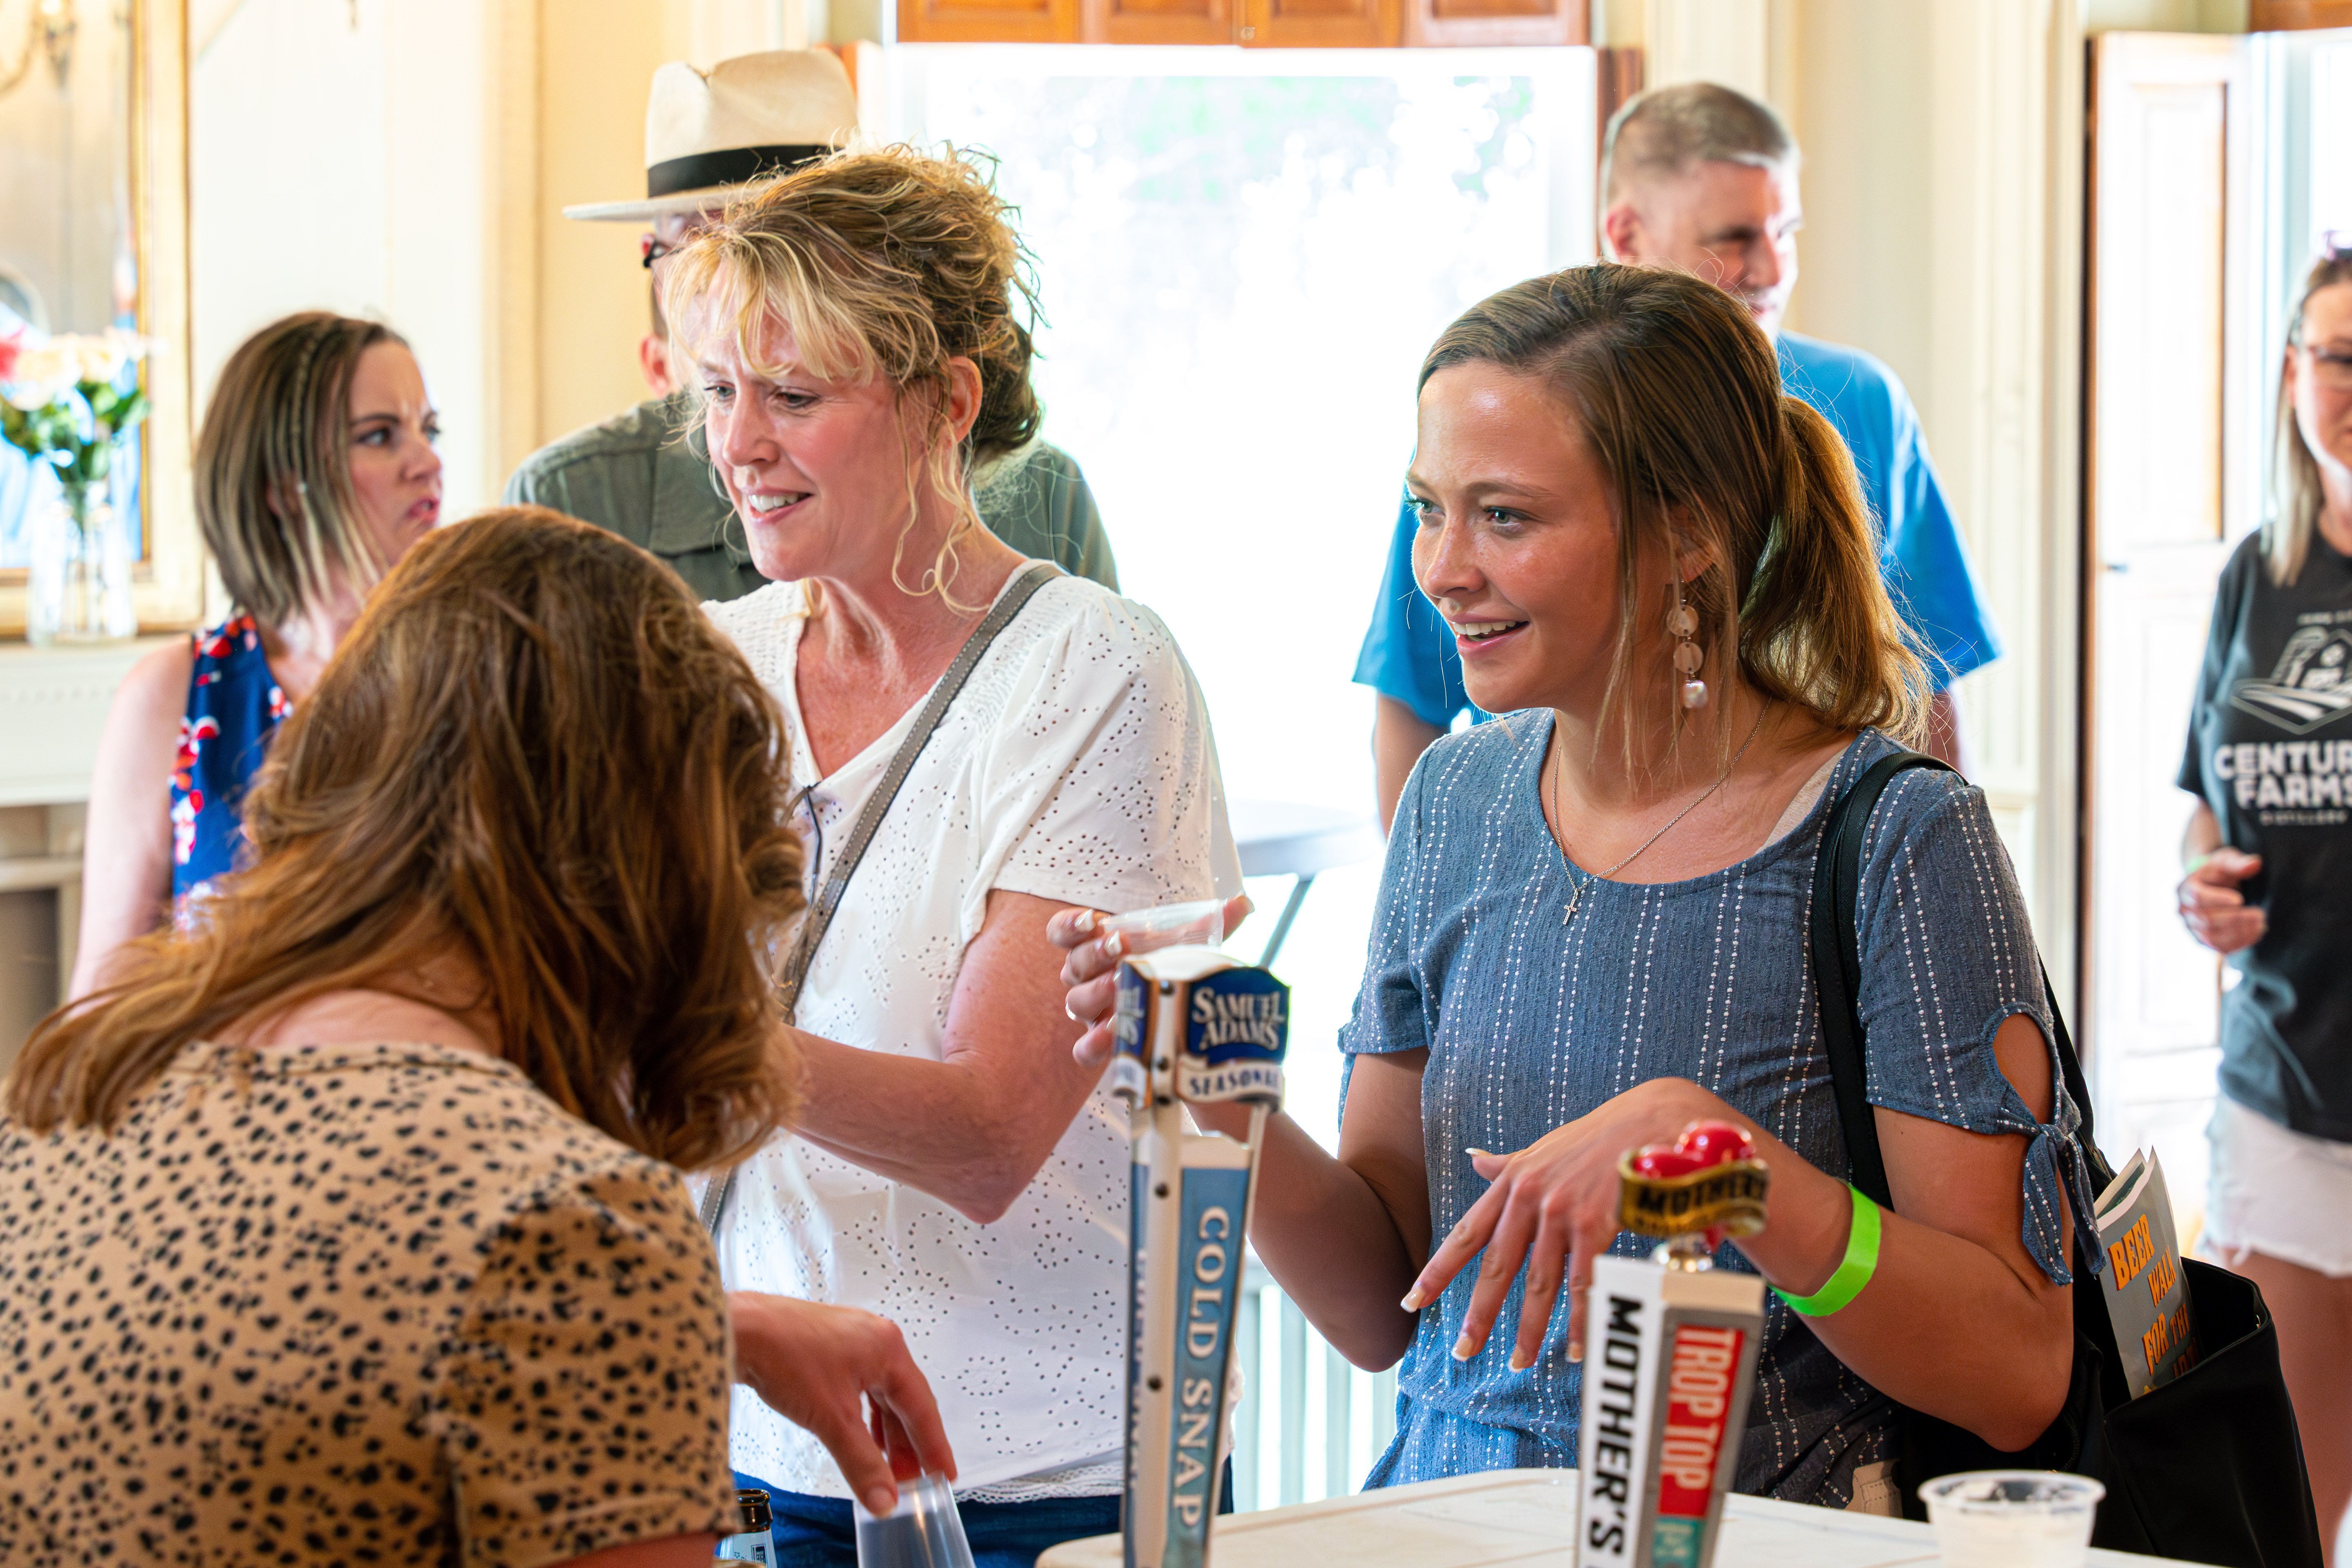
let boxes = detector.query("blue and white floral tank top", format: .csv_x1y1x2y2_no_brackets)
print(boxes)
170,613,289,903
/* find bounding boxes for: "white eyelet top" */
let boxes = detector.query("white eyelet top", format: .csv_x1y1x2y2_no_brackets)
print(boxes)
705,572,1242,1500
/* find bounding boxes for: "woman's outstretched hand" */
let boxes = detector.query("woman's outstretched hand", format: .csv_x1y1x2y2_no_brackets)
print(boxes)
1400,1077,1747,1374
727,1293,957,1515
2178,847,2266,954
1046,894,1254,1069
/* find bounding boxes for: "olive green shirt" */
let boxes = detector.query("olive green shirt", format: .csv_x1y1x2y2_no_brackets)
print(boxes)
503,391,1120,603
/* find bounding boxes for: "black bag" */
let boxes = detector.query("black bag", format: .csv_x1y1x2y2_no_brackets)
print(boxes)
1808,750,2323,1567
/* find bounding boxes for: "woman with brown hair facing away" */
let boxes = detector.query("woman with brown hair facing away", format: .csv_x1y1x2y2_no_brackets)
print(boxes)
661,148,1239,1564
0,509,951,1568
1056,265,2094,1511
72,312,444,992
2177,249,2352,1563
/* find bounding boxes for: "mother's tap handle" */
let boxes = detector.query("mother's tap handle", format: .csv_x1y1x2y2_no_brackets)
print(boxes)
1618,1119,1770,1241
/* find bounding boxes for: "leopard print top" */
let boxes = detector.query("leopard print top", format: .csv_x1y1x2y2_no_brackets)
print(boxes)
0,1039,738,1567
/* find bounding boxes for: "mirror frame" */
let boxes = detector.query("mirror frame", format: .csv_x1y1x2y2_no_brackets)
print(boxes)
0,0,202,639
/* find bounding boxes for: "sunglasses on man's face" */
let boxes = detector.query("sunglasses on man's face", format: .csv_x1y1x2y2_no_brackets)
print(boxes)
641,218,719,270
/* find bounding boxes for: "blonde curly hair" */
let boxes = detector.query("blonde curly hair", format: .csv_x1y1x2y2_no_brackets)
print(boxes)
661,145,1043,609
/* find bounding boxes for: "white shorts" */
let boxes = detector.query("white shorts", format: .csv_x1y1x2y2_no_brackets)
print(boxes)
2202,1094,2352,1278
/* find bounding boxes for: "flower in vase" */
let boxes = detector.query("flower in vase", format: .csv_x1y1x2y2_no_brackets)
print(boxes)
1,330,149,413
0,331,152,497
70,329,143,387
2,349,68,411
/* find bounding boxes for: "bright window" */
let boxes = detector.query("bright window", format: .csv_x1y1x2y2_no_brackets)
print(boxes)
886,46,1596,1145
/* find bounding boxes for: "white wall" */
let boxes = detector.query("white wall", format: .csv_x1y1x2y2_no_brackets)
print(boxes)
1629,0,2086,969
190,0,523,518
0,1,134,335
535,1,829,451
2085,0,2248,28
1640,0,1769,98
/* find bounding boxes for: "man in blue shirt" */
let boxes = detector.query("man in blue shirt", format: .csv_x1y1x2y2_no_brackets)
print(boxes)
1356,81,1999,826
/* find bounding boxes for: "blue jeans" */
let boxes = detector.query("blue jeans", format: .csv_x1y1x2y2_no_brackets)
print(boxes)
734,1466,1232,1568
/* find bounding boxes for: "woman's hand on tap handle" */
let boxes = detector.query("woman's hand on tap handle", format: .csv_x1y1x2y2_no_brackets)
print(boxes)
1046,894,1254,1069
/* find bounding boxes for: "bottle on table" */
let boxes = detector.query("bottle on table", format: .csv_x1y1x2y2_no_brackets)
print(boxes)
716,1488,776,1564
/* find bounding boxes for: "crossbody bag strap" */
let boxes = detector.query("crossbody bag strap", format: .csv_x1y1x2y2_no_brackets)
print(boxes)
698,560,1062,1237
1809,749,2114,1214
1807,752,1945,1208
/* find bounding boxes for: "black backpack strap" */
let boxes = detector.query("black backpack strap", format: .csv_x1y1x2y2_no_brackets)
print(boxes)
1809,749,2113,1211
1807,753,1946,1206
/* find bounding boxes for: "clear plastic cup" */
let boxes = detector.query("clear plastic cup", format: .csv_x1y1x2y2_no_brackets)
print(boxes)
1100,898,1227,954
1919,1470,2105,1568
852,1471,975,1568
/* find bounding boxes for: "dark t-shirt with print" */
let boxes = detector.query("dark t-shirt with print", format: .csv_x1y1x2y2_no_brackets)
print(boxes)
2179,531,2352,1142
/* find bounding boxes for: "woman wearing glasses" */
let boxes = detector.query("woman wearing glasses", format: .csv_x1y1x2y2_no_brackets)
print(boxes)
2177,247,2352,1561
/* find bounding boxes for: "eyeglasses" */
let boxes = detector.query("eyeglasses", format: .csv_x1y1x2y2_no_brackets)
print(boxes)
2292,233,2352,386
2306,347,2352,390
640,220,717,270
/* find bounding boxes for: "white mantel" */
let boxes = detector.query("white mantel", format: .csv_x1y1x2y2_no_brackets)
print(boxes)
0,637,168,1052
0,637,170,807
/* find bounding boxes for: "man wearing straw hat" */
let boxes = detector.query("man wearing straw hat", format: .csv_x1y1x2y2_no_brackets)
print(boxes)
507,49,1118,603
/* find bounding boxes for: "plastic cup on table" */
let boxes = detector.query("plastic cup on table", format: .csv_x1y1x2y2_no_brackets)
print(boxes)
852,1471,976,1568
1919,1470,2105,1568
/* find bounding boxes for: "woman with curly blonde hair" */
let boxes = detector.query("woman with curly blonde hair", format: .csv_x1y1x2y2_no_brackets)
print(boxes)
0,509,951,1568
661,148,1240,1564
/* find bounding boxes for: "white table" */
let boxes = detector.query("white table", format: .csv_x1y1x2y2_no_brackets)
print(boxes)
1225,798,1384,968
1036,1468,2198,1568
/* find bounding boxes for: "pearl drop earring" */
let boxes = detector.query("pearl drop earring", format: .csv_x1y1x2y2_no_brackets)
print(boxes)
1670,575,1707,709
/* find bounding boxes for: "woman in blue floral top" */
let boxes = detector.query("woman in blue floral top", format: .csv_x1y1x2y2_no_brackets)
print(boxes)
73,312,442,985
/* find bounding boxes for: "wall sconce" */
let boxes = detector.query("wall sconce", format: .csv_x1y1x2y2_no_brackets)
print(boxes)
0,0,79,96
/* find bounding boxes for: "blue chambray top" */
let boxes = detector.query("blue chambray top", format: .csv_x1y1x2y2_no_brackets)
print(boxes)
1339,723,2094,1508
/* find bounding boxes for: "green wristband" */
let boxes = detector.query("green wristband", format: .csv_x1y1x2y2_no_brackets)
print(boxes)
1774,1185,1882,1318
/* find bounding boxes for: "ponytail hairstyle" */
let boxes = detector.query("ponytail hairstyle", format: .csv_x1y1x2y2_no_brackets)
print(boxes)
2262,251,2352,587
1417,264,1929,758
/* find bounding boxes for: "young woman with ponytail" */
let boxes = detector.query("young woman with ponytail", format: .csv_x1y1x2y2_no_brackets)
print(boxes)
1054,264,2093,1511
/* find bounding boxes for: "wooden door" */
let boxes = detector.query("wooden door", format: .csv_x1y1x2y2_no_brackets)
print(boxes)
2083,33,2250,1216
1402,0,1583,48
2250,1,2352,27
897,0,1081,42
1084,0,1235,44
1240,0,1400,48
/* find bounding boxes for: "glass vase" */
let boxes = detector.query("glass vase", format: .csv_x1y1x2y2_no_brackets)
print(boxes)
27,480,136,645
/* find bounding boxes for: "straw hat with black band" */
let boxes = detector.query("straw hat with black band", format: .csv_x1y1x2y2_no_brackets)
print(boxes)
563,49,858,224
